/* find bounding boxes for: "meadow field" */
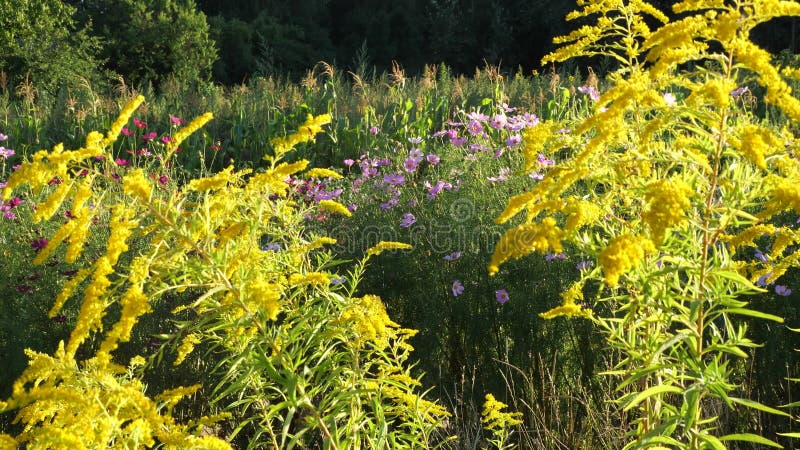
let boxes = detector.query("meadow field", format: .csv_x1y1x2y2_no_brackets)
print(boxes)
2,1,800,449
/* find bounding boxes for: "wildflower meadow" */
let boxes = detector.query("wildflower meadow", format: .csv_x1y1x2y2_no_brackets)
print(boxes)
2,0,800,449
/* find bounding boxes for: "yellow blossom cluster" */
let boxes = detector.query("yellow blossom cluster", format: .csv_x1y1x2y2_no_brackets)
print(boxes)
304,167,342,179
167,112,214,155
102,95,145,148
339,294,399,348
540,282,593,319
489,218,564,275
186,165,236,192
318,199,352,216
599,234,656,287
481,393,523,433
642,178,694,246
366,241,413,257
246,279,283,321
729,124,784,169
3,342,230,449
269,113,331,156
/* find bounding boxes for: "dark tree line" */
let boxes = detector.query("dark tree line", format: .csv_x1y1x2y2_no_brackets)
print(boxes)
1,0,797,92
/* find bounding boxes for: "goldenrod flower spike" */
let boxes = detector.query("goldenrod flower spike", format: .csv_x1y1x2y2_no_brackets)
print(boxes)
102,95,145,148
167,112,214,157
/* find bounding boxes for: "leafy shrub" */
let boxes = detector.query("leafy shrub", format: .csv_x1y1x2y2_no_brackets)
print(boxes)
0,97,449,447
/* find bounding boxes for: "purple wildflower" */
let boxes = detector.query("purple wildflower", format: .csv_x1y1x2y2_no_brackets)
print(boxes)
369,126,381,134
403,157,419,172
506,134,522,147
444,251,462,261
427,154,440,165
343,158,355,167
495,289,510,305
488,167,511,183
775,285,792,296
400,213,416,228
731,86,749,97
384,173,406,185
577,85,600,101
576,260,594,271
452,280,464,296
0,147,15,159
489,114,507,130
467,120,484,136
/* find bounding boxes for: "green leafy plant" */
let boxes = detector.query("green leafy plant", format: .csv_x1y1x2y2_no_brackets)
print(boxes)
492,0,800,448
0,96,449,447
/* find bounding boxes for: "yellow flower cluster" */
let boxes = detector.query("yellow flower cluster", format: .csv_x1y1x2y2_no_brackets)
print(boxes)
4,342,231,449
186,166,236,192
174,334,202,366
98,257,152,357
489,218,564,276
269,114,332,156
318,199,352,216
481,393,523,432
760,175,800,219
521,120,557,172
730,124,783,169
167,112,214,155
598,234,656,287
304,167,343,179
102,95,145,148
642,178,693,246
731,38,800,122
66,207,138,357
123,168,154,203
366,241,413,257
564,198,603,231
339,294,399,347
288,271,331,286
246,279,283,320
724,223,776,253
540,282,593,320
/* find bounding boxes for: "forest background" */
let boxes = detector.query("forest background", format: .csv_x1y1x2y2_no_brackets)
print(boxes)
3,0,799,91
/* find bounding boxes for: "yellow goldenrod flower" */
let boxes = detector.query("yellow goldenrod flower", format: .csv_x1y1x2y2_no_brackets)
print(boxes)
186,166,235,192
288,272,330,286
642,178,693,246
155,384,202,409
339,294,399,347
304,167,342,179
318,199,351,216
174,334,201,366
123,169,153,203
167,112,213,154
730,124,783,170
481,393,523,432
489,218,564,275
33,181,72,223
366,241,413,257
102,95,145,148
599,234,656,287
247,279,283,320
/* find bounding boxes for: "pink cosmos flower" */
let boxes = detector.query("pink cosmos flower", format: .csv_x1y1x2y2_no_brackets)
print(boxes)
121,127,133,136
142,132,158,141
133,118,147,128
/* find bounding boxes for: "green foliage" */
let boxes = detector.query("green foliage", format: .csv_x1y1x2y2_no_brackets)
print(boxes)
492,0,800,448
74,0,218,87
0,0,104,95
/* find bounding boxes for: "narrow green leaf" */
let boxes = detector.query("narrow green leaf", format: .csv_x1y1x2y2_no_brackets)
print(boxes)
623,385,682,412
719,308,784,323
719,433,782,447
729,397,791,417
778,432,800,438
697,433,726,450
